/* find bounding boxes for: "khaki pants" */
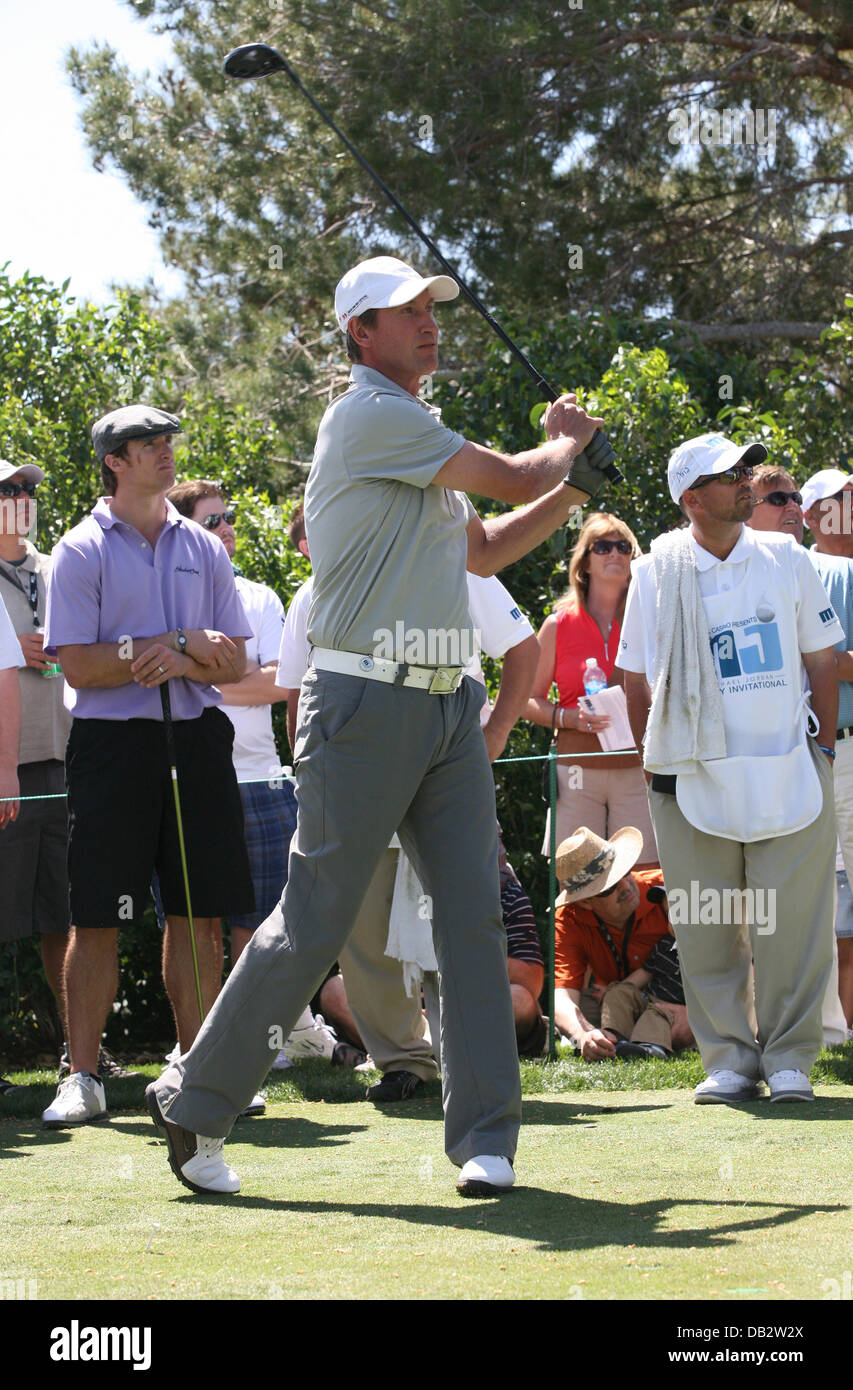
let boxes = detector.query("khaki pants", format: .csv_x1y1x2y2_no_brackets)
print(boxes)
647,745,836,1080
339,848,440,1083
580,983,674,1050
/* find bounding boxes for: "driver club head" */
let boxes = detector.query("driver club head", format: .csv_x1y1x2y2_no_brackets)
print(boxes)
223,43,288,80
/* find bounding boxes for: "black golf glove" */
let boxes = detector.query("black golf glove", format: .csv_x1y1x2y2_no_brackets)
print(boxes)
563,430,616,499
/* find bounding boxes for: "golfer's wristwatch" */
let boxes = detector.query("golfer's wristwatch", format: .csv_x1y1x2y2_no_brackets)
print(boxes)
175,628,188,655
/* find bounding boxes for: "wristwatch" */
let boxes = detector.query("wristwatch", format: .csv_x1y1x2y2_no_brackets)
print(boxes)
175,628,188,655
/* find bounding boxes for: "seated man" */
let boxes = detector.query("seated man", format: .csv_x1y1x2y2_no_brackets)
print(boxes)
553,826,692,1060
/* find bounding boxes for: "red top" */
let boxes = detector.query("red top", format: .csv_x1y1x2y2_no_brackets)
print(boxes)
554,604,620,710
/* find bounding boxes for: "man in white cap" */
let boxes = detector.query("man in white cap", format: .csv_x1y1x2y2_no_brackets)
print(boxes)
801,467,853,1032
0,583,24,1095
147,254,614,1197
618,433,843,1103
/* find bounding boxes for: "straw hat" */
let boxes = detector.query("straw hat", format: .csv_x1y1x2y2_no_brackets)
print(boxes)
554,826,644,907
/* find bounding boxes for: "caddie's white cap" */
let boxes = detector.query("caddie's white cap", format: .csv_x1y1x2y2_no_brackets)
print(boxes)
667,432,768,504
0,459,45,485
800,468,853,513
334,256,459,332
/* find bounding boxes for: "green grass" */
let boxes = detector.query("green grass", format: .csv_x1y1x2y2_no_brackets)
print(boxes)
1,1053,851,1301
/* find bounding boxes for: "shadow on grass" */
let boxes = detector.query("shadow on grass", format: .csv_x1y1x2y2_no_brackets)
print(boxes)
157,1189,845,1255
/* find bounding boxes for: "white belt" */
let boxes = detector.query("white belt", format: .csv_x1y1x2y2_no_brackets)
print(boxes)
310,646,464,695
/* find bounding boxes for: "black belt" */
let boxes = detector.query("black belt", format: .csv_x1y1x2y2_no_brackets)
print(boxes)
650,773,677,795
838,727,853,741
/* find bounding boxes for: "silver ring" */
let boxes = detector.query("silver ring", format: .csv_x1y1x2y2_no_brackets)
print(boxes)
158,664,166,674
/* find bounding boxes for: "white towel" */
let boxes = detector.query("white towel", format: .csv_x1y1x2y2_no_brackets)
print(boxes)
385,849,438,997
643,529,727,774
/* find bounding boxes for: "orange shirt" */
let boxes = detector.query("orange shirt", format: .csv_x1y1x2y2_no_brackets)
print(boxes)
553,603,621,711
554,868,670,991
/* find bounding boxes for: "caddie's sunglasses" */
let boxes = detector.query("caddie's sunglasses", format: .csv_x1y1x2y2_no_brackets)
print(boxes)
0,480,38,498
755,489,802,508
589,538,633,556
691,464,755,488
201,508,237,530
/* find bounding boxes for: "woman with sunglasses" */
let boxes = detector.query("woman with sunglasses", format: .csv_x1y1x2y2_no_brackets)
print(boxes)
525,512,658,865
746,464,804,545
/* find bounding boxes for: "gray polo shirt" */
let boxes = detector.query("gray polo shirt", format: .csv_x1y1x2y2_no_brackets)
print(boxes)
305,365,475,662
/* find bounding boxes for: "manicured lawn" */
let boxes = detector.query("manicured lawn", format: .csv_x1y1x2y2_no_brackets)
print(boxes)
1,1050,850,1301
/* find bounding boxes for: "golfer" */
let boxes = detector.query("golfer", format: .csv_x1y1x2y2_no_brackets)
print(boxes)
147,256,613,1196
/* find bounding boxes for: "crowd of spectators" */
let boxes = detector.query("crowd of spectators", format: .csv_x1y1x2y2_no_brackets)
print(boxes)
1,421,851,1118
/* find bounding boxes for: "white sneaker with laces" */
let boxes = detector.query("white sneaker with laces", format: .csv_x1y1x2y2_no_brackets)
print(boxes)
181,1137,241,1194
457,1155,515,1196
281,1012,338,1062
768,1069,814,1102
694,1069,764,1104
42,1072,107,1127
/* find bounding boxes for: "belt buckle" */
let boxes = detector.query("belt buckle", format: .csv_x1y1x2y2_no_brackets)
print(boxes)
428,666,461,695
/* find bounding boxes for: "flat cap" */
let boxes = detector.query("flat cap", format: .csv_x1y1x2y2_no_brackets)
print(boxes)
91,405,182,463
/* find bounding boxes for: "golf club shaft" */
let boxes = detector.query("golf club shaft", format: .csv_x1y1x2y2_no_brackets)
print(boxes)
224,44,622,484
160,682,205,1028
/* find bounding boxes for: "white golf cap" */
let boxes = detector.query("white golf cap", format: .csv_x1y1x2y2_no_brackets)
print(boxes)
334,255,459,332
667,432,768,504
0,459,45,485
800,468,853,513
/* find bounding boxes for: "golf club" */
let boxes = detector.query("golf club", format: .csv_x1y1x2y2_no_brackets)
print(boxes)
223,41,623,487
160,682,205,1028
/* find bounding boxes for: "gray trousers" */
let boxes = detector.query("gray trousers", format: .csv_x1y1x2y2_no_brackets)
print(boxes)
648,744,836,1080
154,670,521,1166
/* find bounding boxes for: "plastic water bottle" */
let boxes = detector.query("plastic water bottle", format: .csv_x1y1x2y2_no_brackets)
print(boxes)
583,657,607,696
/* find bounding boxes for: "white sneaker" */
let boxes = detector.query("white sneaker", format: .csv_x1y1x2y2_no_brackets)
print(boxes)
768,1069,814,1103
42,1072,107,1127
280,1012,338,1062
146,1084,240,1195
457,1155,515,1196
241,1093,266,1117
694,1069,764,1104
270,1050,294,1071
181,1137,241,1194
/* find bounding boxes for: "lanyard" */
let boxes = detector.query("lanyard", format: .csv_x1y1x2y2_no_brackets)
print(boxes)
594,913,634,978
0,563,40,627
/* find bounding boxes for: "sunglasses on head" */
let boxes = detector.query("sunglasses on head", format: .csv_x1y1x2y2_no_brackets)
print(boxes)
691,464,755,488
201,508,237,530
0,480,38,498
755,489,802,508
589,538,632,556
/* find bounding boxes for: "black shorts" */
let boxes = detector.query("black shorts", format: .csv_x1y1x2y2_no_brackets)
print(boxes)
0,760,70,942
66,708,255,929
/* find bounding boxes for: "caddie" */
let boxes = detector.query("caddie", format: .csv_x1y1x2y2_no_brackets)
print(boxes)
147,255,617,1198
619,433,842,1104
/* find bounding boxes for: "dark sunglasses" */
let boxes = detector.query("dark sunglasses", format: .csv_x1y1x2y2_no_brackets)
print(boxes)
0,480,38,498
594,879,621,899
691,464,755,488
589,538,632,556
755,489,802,508
201,508,237,530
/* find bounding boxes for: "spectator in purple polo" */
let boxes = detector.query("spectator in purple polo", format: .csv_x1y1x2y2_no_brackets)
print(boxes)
40,406,255,1129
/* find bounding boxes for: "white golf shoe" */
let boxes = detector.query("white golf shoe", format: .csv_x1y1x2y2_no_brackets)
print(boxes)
694,1069,764,1104
457,1155,515,1196
146,1084,240,1195
768,1069,814,1102
42,1072,107,1128
280,1012,339,1062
